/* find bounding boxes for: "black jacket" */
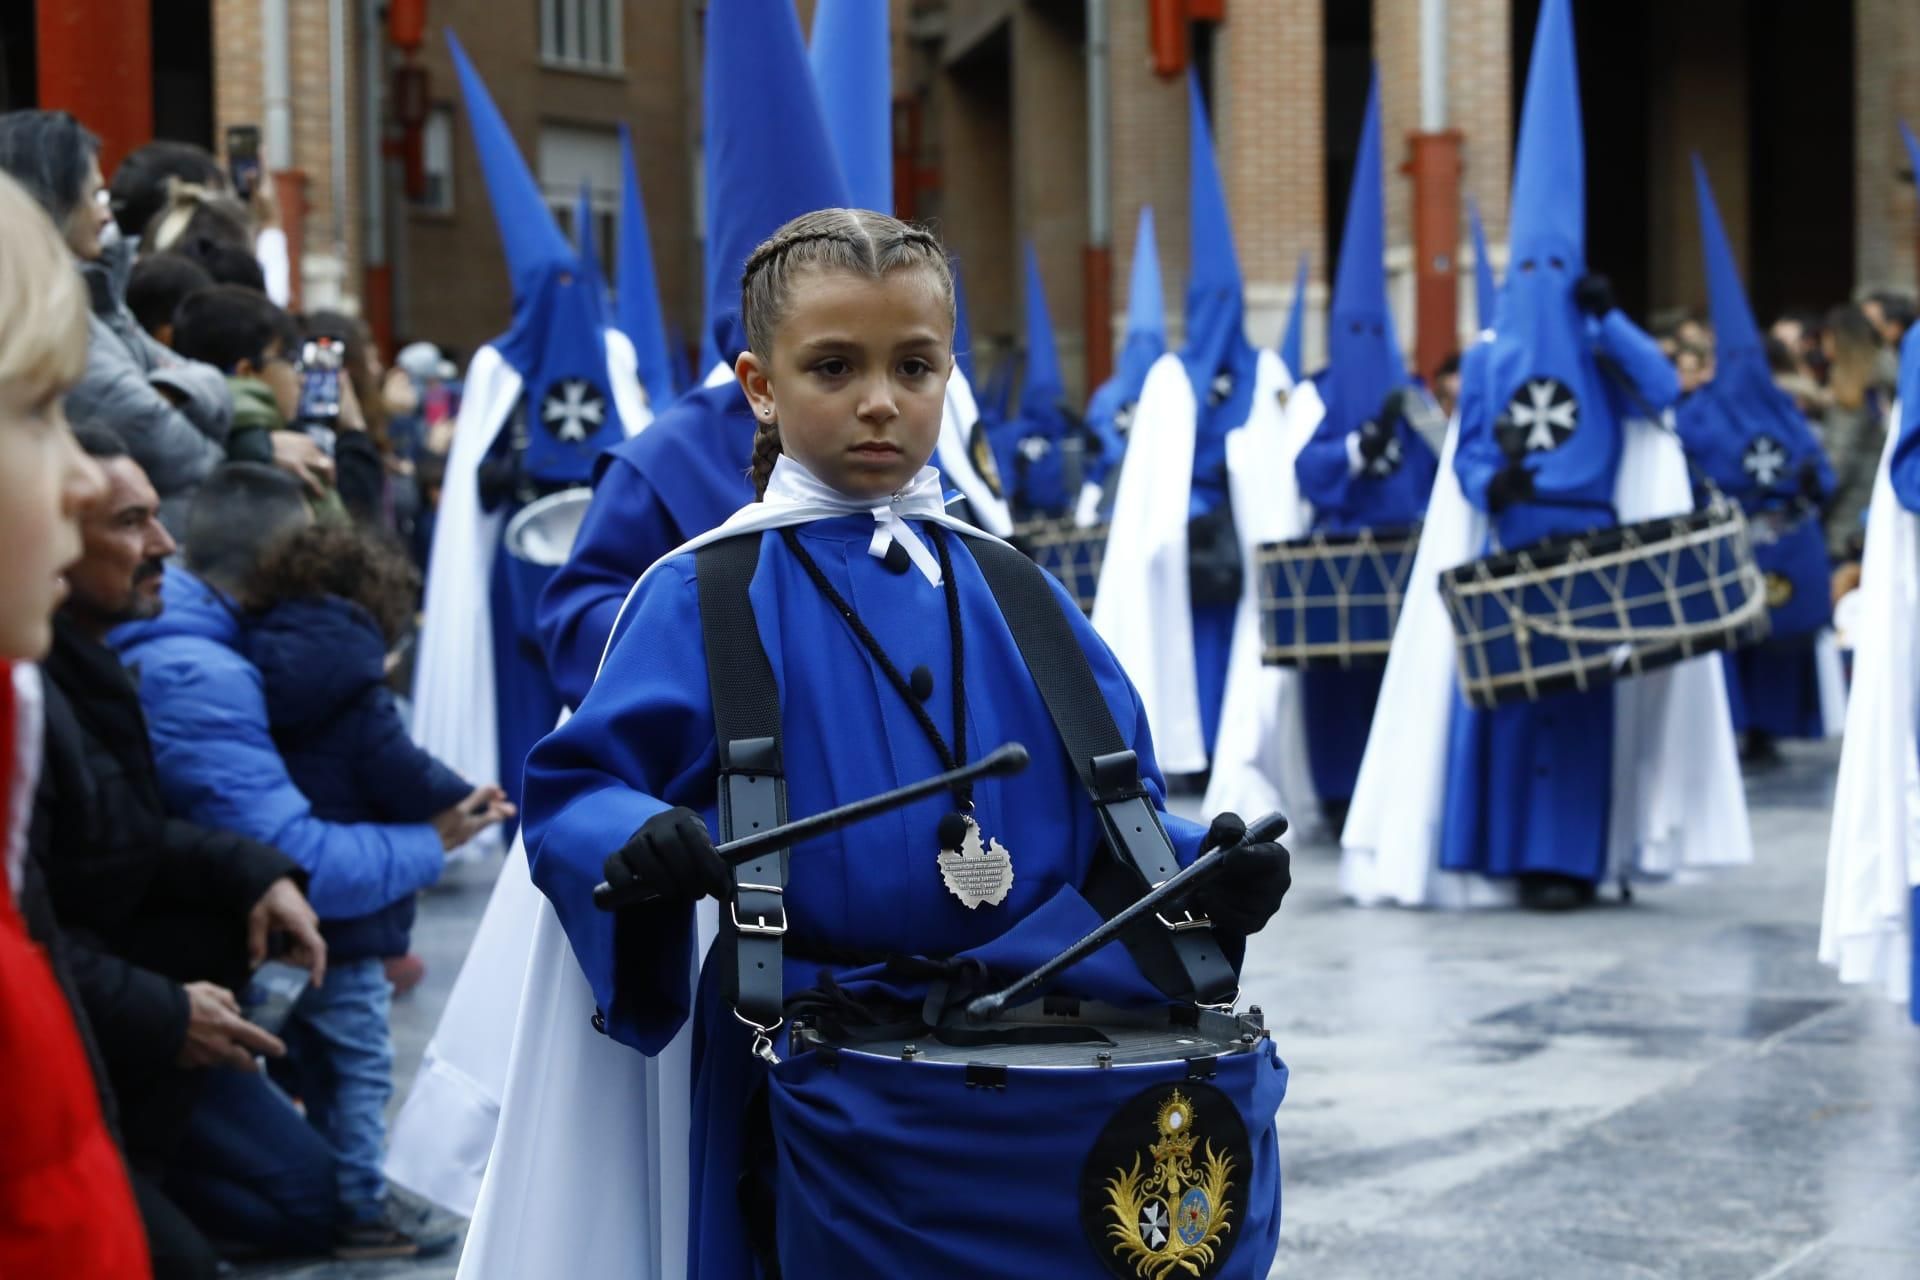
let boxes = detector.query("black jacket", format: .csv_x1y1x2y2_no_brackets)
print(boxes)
31,613,300,1160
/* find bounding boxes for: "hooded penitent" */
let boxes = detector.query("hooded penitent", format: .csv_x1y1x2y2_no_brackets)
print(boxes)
1469,198,1498,335
1083,205,1167,484
616,123,680,407
1290,67,1438,811
808,0,892,214
410,30,647,827
1679,156,1839,741
989,244,1080,517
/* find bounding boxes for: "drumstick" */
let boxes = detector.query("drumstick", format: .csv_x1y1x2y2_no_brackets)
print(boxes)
964,811,1290,1023
591,743,1032,911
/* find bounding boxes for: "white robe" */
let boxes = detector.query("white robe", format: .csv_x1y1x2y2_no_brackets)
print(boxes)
1201,375,1322,834
1820,411,1918,1008
1093,349,1287,775
1340,412,1752,907
411,332,650,864
939,366,1013,536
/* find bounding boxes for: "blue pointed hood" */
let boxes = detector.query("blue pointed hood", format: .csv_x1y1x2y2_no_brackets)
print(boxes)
616,124,679,406
809,0,892,214
574,179,604,293
1279,252,1308,378
704,0,851,364
1478,0,1607,470
951,258,978,389
1086,206,1167,460
1676,153,1819,496
446,30,574,299
1469,198,1497,332
1020,242,1065,411
1182,73,1252,400
1324,70,1406,440
447,29,626,484
1692,155,1762,366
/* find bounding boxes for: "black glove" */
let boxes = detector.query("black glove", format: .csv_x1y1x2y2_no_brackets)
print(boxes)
1573,273,1615,318
1189,812,1292,937
1356,416,1393,464
1486,463,1536,513
602,807,730,906
1376,386,1411,432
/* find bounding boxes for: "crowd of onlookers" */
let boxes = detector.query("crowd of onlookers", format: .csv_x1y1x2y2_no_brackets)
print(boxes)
0,111,511,1279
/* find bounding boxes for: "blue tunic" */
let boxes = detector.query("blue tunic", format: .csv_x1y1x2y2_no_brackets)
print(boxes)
524,518,1212,1278
1440,311,1678,884
1293,375,1439,807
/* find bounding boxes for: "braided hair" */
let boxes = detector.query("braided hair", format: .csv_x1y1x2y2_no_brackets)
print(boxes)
738,209,955,499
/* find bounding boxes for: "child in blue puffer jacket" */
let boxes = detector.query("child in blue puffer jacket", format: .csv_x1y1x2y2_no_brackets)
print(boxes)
246,519,511,1255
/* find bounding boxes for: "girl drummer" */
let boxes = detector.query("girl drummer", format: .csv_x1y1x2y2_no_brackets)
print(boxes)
521,208,1290,1278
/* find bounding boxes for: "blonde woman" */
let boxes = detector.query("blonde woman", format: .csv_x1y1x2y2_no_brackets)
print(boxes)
0,168,149,1277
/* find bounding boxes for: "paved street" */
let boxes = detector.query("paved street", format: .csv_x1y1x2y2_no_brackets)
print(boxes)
247,738,1920,1279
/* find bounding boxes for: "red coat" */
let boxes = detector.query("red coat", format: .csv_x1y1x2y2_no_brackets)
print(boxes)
0,659,150,1278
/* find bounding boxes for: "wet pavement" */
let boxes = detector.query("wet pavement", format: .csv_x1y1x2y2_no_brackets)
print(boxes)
245,738,1920,1278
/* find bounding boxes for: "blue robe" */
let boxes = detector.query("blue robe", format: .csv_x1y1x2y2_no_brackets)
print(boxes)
1676,368,1836,740
1188,341,1262,756
1440,310,1678,884
536,380,759,708
524,517,1222,1278
1293,375,1439,806
1891,327,1920,1021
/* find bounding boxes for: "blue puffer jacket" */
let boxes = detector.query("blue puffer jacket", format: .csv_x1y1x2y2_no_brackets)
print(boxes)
113,570,448,959
248,596,471,960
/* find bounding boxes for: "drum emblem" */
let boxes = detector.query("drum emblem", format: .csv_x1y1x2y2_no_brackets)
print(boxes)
1766,572,1794,608
1505,376,1578,453
540,378,607,443
1085,1086,1245,1278
1743,436,1789,487
968,421,1005,498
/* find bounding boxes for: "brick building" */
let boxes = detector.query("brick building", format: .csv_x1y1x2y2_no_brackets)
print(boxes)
9,0,1918,394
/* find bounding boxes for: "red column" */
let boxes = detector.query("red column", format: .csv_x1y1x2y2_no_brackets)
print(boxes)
1406,129,1463,380
36,0,152,176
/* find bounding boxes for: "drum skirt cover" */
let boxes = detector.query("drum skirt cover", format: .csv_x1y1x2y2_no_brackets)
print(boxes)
1747,511,1832,641
767,1031,1288,1277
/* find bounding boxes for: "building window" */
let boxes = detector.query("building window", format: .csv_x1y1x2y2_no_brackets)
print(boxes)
538,125,622,274
540,0,623,73
417,105,455,213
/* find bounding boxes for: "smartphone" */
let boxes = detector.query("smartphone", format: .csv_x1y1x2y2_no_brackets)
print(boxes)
297,336,344,450
225,124,262,202
245,960,311,1037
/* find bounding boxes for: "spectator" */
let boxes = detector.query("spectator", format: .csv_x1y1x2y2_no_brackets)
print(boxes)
125,253,214,348
111,463,507,1257
0,163,148,1280
107,139,290,305
173,234,269,293
171,285,335,501
0,110,233,531
246,520,502,1252
1674,340,1714,395
303,310,408,535
1820,303,1889,563
38,422,337,1270
1431,350,1462,420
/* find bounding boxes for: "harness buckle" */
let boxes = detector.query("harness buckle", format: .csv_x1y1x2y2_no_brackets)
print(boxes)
729,882,788,937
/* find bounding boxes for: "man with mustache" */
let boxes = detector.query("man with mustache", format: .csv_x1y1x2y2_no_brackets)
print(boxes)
30,421,337,1273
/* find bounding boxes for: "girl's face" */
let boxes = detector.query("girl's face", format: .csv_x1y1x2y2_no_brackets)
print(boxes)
737,266,952,501
0,390,106,659
63,156,111,262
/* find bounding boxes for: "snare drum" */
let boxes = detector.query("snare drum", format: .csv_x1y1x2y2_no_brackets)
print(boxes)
1438,499,1769,709
770,1000,1288,1278
1013,518,1111,615
1256,526,1421,668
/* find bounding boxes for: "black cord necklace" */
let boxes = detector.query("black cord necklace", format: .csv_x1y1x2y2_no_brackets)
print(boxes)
779,521,1014,909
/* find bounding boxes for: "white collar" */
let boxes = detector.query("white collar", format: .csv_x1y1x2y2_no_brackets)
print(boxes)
762,456,947,585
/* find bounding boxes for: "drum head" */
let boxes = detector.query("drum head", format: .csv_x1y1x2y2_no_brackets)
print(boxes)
793,1000,1266,1070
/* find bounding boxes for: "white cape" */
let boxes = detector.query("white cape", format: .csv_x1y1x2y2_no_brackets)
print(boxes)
1340,412,1752,907
1202,368,1322,833
1093,350,1287,774
939,366,1013,536
411,332,651,862
1820,411,1918,1008
448,463,1007,1278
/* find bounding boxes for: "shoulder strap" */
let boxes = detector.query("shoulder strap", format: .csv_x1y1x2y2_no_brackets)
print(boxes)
695,535,788,1038
957,534,1237,1006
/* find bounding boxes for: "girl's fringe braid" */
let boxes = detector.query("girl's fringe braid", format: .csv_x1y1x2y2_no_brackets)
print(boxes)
738,208,955,500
